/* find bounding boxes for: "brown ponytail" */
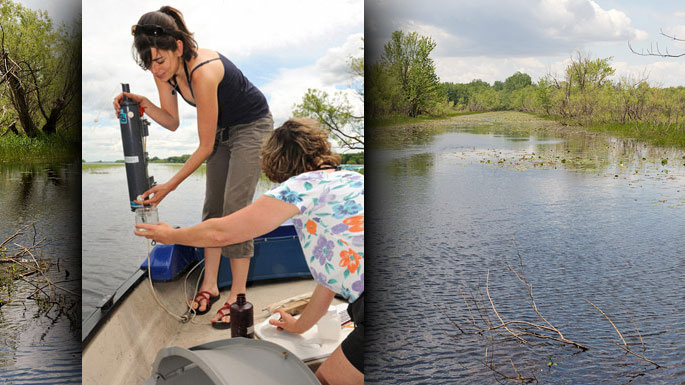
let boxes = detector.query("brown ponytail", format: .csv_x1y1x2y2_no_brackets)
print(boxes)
132,6,198,70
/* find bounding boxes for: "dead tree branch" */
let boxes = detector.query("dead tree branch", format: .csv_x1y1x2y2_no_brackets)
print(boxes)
585,298,661,368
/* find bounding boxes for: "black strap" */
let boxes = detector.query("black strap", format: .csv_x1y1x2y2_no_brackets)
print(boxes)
166,57,221,105
187,58,220,98
318,165,342,171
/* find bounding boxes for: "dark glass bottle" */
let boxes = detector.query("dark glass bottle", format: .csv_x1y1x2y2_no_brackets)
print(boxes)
230,294,254,338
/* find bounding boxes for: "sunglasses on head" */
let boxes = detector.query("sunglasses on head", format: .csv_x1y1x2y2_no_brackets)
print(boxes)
131,24,173,37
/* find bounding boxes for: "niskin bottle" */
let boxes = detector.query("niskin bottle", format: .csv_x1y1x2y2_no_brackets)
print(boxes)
230,294,254,338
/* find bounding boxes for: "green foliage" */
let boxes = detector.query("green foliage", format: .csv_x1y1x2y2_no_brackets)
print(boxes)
149,154,192,163
340,152,364,164
0,132,76,162
439,52,685,148
293,88,363,151
0,0,80,139
293,40,363,151
504,72,532,92
368,30,446,119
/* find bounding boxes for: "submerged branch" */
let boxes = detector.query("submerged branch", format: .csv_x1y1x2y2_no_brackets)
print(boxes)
1,223,78,326
585,298,661,368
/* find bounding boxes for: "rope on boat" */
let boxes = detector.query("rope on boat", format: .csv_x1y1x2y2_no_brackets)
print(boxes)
145,239,205,324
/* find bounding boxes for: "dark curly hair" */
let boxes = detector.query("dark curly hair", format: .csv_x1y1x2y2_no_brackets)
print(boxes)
132,6,198,70
261,118,341,183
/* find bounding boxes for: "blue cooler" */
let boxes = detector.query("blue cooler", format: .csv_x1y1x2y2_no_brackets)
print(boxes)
141,221,310,286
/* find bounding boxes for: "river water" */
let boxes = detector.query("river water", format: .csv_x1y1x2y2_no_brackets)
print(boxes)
366,114,685,384
0,162,81,383
81,164,274,324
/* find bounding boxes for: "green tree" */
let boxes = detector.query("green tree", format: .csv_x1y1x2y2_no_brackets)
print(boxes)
367,61,404,118
294,40,363,151
504,72,532,92
381,30,443,117
566,53,614,91
0,0,80,138
535,77,555,115
293,88,363,151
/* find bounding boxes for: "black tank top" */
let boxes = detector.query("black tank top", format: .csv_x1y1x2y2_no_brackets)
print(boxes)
168,53,269,127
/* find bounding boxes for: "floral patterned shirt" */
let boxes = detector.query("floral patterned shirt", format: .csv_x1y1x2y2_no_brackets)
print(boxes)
265,170,364,303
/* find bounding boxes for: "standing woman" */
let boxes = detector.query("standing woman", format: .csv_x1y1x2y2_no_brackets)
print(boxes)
114,6,273,326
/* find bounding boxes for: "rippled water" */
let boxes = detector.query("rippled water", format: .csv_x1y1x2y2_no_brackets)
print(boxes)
81,164,273,323
0,163,81,383
366,119,685,384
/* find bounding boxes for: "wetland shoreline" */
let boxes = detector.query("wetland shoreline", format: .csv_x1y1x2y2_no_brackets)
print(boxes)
371,111,685,150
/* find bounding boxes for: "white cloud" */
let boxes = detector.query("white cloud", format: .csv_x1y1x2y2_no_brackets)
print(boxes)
612,60,685,87
368,0,646,57
261,34,363,126
82,0,363,161
315,33,364,84
536,0,646,42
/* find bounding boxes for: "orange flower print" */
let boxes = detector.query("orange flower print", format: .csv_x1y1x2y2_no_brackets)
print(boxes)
342,216,364,232
339,248,361,274
306,219,317,235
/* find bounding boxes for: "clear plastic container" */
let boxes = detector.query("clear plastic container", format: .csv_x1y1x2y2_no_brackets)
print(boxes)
317,308,341,341
135,206,159,232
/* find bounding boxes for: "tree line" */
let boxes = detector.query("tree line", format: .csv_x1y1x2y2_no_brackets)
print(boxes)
368,29,685,140
445,53,685,131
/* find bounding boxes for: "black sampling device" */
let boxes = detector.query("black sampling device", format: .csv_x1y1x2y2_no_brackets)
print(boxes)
118,83,155,211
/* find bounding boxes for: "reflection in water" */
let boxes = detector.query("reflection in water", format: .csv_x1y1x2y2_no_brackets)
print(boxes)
385,153,435,178
367,117,685,384
0,162,81,383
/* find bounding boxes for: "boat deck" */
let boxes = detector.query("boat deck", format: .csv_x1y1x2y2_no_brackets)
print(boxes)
83,271,339,385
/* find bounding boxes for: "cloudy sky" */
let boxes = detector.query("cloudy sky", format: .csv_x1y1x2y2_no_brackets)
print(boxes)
16,0,80,27
81,0,363,161
367,0,685,87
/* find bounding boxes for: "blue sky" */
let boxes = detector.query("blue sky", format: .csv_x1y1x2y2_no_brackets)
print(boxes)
80,0,363,161
367,0,685,87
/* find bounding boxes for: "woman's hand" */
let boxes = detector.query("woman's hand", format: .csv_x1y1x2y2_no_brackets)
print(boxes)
134,222,175,244
113,92,150,117
135,182,175,206
269,309,302,333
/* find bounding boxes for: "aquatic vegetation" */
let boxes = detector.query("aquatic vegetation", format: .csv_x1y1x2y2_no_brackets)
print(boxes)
0,134,78,163
0,223,79,328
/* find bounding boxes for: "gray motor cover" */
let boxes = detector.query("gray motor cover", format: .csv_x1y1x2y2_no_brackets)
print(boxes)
144,338,321,385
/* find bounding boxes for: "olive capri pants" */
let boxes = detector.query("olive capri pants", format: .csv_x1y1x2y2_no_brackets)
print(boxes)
202,112,274,258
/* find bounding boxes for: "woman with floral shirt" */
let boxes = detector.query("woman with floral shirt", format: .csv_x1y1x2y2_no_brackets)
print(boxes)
135,118,363,385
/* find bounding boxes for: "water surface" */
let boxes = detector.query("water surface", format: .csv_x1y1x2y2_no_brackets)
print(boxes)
0,163,81,383
367,117,685,384
81,164,273,323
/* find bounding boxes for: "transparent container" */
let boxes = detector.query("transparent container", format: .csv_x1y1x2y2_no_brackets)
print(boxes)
317,308,341,341
135,206,159,232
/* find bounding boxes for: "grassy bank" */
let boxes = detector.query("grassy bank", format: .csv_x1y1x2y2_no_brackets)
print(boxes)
529,113,685,149
373,110,685,150
0,134,79,163
583,121,685,149
82,162,208,173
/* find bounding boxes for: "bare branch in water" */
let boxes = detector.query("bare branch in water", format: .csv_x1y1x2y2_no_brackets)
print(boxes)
1,223,78,326
585,298,661,368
